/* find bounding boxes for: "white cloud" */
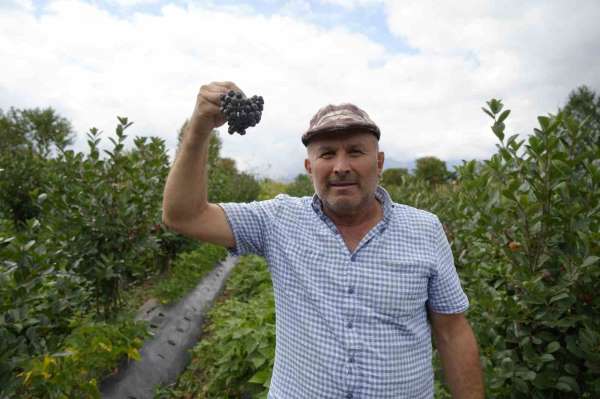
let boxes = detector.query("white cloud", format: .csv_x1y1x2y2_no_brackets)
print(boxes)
0,0,599,180
383,0,600,120
319,0,383,10
370,0,600,161
106,0,162,7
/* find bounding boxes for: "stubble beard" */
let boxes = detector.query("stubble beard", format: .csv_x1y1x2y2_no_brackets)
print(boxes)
321,183,372,217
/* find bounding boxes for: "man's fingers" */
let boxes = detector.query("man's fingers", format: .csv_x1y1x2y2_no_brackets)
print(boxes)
203,84,228,94
199,88,224,107
211,81,235,88
209,81,245,97
211,81,243,93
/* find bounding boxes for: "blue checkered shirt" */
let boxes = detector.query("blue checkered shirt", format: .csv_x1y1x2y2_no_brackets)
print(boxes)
219,186,469,399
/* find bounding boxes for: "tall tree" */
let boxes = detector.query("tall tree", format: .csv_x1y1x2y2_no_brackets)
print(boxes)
0,107,74,157
286,174,314,197
561,85,600,147
381,167,409,187
414,156,449,185
0,107,74,226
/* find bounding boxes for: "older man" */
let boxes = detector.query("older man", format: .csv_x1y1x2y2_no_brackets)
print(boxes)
162,81,484,399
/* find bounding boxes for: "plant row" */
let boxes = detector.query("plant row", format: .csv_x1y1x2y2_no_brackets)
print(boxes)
386,93,599,397
2,243,225,398
0,108,257,397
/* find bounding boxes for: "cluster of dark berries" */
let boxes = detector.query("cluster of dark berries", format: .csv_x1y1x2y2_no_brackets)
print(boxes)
220,90,264,135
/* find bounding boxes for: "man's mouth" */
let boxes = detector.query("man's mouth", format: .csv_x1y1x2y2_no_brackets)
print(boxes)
329,182,357,187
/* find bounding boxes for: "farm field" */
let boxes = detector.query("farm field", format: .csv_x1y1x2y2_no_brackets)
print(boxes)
0,112,254,398
1,87,599,398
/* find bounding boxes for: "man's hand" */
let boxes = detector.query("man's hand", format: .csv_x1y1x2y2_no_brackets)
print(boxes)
429,309,485,399
190,81,245,138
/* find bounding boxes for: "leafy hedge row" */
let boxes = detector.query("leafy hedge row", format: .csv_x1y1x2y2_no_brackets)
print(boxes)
16,318,150,399
0,110,253,397
2,243,227,398
386,96,599,397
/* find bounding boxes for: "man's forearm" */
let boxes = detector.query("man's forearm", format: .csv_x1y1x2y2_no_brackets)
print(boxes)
162,120,211,225
434,319,485,399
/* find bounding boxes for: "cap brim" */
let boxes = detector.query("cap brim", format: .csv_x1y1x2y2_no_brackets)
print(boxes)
302,124,380,146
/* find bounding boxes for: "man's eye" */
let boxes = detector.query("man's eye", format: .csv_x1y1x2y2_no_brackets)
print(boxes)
320,152,334,158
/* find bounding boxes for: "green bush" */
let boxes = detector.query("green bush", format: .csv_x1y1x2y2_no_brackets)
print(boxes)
0,149,47,228
0,219,91,397
388,95,600,397
380,167,409,188
202,130,261,204
16,317,149,399
458,99,600,398
258,178,288,200
285,173,314,197
39,119,170,317
0,107,74,229
415,156,450,185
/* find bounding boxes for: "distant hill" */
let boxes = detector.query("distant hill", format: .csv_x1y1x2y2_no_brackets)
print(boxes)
382,158,414,171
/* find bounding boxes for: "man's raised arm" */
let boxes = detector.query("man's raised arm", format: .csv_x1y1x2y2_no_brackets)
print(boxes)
161,81,241,248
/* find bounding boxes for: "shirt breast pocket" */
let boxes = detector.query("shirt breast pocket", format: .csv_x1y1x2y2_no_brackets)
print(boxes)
279,242,330,295
363,261,429,321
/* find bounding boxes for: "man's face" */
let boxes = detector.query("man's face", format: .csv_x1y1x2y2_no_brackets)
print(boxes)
304,130,384,216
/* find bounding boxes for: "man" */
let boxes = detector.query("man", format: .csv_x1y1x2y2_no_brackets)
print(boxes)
162,81,485,398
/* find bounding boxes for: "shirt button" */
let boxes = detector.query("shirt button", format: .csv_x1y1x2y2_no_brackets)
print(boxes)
349,356,355,363
347,393,353,399
347,321,353,328
348,286,354,294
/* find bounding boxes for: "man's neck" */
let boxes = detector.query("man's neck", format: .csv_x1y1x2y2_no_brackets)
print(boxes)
323,196,383,229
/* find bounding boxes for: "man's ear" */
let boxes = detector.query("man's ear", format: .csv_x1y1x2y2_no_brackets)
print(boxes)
304,158,312,175
377,151,385,176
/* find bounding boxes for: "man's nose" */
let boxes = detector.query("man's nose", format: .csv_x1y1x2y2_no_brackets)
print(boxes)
333,154,351,175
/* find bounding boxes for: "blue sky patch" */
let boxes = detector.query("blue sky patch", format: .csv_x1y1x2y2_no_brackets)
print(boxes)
29,0,416,54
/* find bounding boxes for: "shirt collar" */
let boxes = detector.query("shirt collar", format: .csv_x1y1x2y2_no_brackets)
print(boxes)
311,185,393,228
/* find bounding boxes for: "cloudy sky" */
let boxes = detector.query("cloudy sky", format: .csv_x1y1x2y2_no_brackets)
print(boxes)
2,0,599,180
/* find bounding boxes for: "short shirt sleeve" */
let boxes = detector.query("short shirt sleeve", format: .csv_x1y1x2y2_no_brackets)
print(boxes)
427,216,469,314
218,195,284,258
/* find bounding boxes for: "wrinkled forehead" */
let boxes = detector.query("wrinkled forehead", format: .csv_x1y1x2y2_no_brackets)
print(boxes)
306,130,379,153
